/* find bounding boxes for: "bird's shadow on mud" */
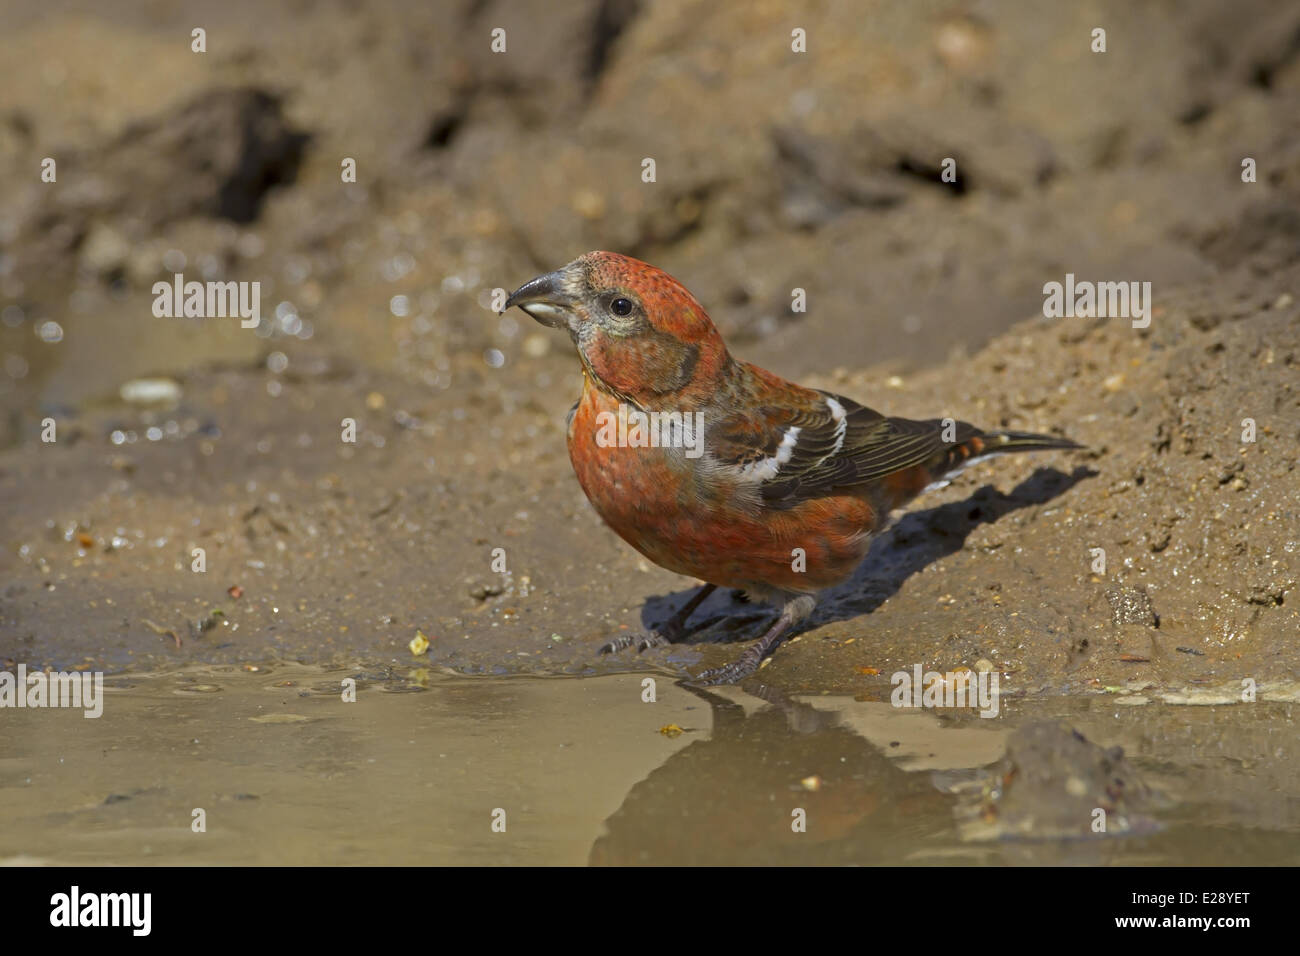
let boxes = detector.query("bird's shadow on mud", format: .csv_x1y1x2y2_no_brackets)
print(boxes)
638,464,1096,644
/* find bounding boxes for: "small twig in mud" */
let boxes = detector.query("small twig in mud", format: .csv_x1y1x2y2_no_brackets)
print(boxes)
369,494,402,519
141,618,182,648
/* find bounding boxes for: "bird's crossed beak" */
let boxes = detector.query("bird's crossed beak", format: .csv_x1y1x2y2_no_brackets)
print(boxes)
503,270,577,329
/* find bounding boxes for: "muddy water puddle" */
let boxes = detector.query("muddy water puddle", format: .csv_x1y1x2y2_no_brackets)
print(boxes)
2,663,1297,865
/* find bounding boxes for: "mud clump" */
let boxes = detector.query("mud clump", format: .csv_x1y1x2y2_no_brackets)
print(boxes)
956,722,1165,841
1106,587,1158,627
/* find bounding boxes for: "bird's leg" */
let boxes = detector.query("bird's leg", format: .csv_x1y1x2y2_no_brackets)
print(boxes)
600,583,718,654
694,594,816,685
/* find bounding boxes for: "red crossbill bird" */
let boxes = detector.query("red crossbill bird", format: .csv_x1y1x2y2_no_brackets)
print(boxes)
505,251,1082,684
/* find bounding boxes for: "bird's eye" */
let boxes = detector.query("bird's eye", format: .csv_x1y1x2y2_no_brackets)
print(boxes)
610,297,634,317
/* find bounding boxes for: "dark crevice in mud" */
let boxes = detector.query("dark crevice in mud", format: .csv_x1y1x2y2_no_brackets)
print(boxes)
215,90,311,223
1177,102,1212,126
425,75,552,151
4,108,33,140
895,155,969,195
586,0,642,87
426,102,470,149
9,86,312,259
1249,20,1300,89
463,0,492,24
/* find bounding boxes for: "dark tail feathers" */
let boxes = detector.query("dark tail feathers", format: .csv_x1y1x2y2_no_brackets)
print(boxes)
939,430,1083,476
978,430,1085,455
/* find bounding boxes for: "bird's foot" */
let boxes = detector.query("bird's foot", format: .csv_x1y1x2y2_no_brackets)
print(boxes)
635,631,674,651
693,646,765,685
598,583,718,656
599,628,677,655
691,595,810,684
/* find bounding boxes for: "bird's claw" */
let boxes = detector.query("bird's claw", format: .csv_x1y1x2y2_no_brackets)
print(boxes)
599,630,674,655
599,634,636,655
693,648,764,685
636,632,672,651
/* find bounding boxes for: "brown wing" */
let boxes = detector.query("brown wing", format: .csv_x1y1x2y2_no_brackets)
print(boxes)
710,390,1078,509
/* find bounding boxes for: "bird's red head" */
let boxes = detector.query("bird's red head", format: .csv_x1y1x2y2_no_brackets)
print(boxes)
505,251,730,406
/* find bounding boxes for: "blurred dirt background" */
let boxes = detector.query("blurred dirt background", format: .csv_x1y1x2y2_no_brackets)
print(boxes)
0,0,1297,701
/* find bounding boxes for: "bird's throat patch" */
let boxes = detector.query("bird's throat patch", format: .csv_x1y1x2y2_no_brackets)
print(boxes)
582,327,700,399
